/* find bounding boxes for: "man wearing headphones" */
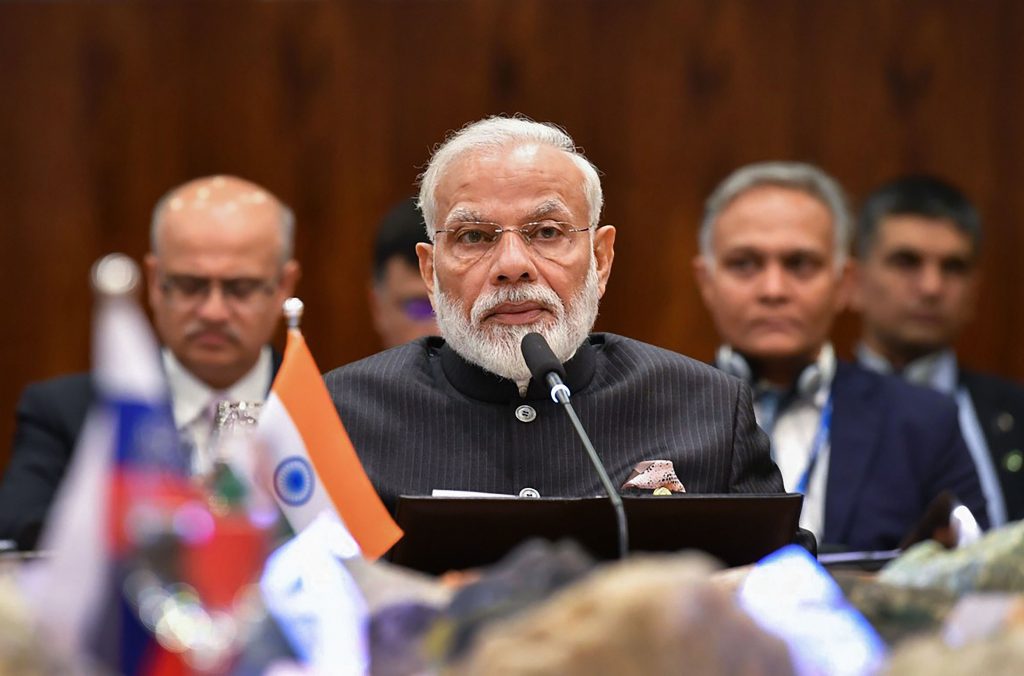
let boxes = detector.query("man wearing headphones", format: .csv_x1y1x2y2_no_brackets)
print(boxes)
693,161,987,550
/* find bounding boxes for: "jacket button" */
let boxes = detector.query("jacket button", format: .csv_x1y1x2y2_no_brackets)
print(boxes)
997,412,1015,433
515,405,537,423
1004,450,1023,473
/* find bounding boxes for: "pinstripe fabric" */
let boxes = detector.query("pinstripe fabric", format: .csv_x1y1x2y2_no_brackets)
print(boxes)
324,333,783,512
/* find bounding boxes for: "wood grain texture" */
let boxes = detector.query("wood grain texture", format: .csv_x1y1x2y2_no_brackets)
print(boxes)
2,1,1022,470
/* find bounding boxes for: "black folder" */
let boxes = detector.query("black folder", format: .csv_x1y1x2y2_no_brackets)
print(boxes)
390,493,803,575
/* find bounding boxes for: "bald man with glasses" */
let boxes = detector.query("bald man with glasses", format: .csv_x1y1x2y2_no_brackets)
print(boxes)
0,176,300,549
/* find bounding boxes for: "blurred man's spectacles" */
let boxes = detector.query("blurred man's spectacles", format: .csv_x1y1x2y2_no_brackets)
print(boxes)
400,297,435,322
159,274,278,307
434,220,593,263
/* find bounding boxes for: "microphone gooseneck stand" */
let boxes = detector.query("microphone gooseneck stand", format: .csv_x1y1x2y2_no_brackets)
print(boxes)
521,332,629,559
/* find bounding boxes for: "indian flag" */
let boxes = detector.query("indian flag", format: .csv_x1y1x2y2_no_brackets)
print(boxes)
258,328,402,560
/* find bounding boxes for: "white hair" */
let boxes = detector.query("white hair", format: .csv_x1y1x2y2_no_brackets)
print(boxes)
417,115,604,236
700,161,852,270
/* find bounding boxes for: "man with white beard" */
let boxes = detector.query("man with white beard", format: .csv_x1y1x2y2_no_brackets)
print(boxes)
324,116,783,510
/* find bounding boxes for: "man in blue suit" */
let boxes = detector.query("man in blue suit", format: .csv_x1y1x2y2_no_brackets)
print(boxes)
693,161,987,550
853,175,1024,526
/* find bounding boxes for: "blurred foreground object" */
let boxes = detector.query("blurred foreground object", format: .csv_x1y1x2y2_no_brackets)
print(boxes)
18,253,189,671
834,574,958,646
450,551,793,676
885,623,1024,676
739,545,886,676
18,255,289,673
833,518,1024,647
262,511,449,676
0,575,62,674
897,491,982,551
879,519,1024,594
433,540,596,663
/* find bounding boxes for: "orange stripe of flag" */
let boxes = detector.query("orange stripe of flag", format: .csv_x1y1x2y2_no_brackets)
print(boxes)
274,330,403,559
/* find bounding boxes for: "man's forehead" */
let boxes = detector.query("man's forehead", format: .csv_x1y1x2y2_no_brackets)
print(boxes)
875,215,973,254
155,208,284,270
436,144,585,216
158,186,282,244
445,198,573,223
714,187,835,254
160,183,274,225
720,184,831,220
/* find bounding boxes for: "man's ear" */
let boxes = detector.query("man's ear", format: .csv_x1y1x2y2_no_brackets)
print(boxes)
692,255,715,307
416,242,435,300
279,259,301,298
593,225,616,298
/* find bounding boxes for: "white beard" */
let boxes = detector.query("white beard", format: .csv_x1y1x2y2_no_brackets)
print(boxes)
433,259,601,382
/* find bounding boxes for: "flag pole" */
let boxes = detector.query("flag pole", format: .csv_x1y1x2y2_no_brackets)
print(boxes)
283,297,304,331
91,253,140,298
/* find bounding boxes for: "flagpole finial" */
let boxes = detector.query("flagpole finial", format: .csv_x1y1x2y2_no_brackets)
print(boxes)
91,253,140,297
283,297,304,329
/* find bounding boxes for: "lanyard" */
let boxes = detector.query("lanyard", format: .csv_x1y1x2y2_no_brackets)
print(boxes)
795,393,833,494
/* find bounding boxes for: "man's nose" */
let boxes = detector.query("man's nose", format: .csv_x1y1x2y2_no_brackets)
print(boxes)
195,284,231,320
488,230,538,284
758,263,789,302
918,262,944,296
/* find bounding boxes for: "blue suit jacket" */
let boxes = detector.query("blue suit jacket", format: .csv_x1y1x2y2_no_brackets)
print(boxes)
824,362,988,550
961,370,1024,521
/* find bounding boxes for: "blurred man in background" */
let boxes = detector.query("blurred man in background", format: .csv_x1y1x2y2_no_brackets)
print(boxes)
694,161,986,550
854,175,1024,525
369,197,439,348
0,175,299,549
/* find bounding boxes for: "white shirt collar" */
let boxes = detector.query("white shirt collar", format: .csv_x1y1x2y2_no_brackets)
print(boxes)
162,346,273,430
856,343,959,395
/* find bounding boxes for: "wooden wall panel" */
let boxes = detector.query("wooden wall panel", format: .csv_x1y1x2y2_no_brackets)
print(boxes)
1,1,1022,470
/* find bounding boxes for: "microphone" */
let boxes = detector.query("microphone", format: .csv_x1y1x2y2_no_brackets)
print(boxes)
521,333,570,403
521,332,629,559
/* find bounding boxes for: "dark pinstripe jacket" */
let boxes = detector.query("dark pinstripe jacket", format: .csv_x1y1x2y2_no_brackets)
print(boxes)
324,333,784,511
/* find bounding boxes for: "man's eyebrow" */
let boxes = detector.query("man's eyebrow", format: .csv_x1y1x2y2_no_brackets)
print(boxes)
445,207,487,225
526,199,571,221
885,247,923,259
781,248,827,259
941,253,973,265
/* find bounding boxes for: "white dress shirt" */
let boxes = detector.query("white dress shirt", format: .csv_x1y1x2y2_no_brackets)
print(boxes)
747,344,836,542
163,346,273,476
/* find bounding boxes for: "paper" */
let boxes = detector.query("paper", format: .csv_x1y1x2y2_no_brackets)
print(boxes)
431,489,517,498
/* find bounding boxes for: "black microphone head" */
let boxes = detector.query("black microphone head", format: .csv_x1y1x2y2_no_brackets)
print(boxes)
521,332,567,382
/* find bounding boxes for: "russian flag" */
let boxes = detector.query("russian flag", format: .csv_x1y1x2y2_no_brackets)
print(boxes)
258,322,403,560
20,255,190,674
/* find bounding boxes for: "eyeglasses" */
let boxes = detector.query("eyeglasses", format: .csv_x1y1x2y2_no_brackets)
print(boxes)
158,274,278,308
401,297,435,321
434,220,593,262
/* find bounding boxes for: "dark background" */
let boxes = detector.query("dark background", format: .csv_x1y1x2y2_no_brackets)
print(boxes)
2,1,1023,470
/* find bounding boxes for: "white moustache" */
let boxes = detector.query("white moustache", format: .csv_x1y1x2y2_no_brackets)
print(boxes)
470,284,564,327
184,322,241,343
